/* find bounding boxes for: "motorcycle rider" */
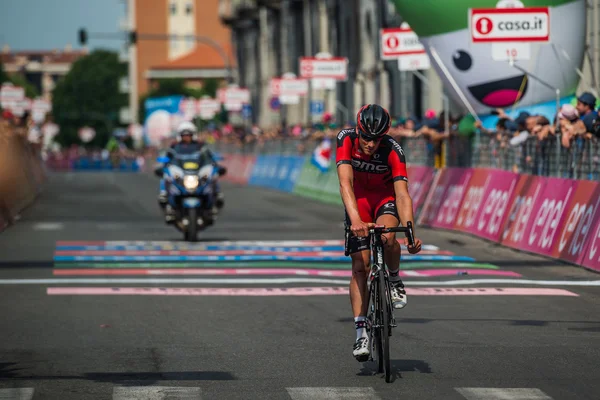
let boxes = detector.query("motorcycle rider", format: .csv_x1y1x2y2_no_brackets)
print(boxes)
157,121,226,223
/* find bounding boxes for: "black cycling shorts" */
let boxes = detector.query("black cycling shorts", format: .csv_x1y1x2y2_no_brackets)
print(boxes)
344,199,400,255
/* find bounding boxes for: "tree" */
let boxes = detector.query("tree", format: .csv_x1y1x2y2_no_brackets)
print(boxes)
52,50,127,148
0,62,39,98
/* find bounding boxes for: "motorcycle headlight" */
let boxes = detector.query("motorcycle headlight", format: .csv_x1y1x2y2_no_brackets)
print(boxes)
183,175,199,190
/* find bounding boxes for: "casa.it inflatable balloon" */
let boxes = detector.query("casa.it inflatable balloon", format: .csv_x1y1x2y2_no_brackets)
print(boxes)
392,0,586,114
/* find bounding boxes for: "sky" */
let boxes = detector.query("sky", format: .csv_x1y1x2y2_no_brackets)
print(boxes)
0,0,126,52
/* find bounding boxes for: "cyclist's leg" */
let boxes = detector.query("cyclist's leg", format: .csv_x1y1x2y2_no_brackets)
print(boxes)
344,196,373,360
374,197,407,309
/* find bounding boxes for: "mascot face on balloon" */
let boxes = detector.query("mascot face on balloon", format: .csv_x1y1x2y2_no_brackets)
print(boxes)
392,0,586,114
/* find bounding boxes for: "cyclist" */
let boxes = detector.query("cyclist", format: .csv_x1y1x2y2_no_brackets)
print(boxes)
336,104,422,361
157,121,225,222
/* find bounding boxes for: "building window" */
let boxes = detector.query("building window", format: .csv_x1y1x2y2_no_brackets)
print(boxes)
169,2,177,15
170,37,178,49
185,2,193,15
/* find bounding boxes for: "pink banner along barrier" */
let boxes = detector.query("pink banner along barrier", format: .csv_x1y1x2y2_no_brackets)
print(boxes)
454,169,519,242
407,166,436,213
419,168,473,229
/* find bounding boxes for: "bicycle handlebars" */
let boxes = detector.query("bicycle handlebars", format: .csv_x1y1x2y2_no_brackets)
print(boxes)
345,221,416,248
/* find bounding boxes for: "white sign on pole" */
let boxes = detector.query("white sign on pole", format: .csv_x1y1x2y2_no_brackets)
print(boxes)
398,53,431,71
78,126,96,143
197,97,220,119
0,84,25,110
380,27,426,60
179,97,198,120
311,78,336,90
299,57,348,80
270,78,309,96
491,42,531,60
279,95,300,105
470,7,550,43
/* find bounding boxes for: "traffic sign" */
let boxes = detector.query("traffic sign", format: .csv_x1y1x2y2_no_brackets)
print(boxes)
310,101,325,115
270,77,309,97
380,27,426,60
470,7,550,43
242,104,252,119
299,57,348,80
269,97,281,111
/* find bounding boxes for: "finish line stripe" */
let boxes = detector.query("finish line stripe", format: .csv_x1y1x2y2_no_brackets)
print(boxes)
52,261,499,270
51,268,521,278
46,287,578,296
53,255,474,262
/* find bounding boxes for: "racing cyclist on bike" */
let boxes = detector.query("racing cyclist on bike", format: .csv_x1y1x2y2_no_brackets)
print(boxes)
336,104,422,361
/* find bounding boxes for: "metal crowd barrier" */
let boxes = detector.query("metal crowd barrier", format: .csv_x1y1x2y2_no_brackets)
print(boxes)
210,133,600,181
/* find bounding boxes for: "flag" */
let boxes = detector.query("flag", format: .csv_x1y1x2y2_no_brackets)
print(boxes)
311,138,332,173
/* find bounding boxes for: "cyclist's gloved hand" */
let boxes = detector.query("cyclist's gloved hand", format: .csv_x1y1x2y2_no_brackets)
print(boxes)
350,221,375,238
404,237,422,254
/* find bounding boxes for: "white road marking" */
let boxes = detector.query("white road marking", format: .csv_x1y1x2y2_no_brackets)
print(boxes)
32,222,64,231
0,388,34,400
286,387,380,400
1,277,599,287
456,388,552,400
112,386,201,400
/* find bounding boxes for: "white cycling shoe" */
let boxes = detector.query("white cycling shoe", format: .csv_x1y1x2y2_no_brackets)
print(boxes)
353,337,370,362
390,278,407,309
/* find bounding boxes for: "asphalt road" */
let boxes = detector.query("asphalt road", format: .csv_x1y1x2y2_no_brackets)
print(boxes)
0,172,599,400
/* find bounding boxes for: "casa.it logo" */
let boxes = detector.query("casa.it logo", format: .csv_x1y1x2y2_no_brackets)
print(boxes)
476,17,494,35
351,159,388,173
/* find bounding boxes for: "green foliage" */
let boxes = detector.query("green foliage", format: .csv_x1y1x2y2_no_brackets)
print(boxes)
52,50,127,148
8,73,39,98
0,62,39,99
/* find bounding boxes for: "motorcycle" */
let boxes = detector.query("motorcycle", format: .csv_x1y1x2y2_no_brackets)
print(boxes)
155,150,226,242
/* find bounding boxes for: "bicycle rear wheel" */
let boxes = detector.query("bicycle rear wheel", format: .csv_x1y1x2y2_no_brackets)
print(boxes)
378,270,391,382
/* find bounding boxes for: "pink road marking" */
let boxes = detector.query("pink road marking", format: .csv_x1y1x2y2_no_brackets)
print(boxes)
53,249,453,256
52,268,520,278
46,287,579,296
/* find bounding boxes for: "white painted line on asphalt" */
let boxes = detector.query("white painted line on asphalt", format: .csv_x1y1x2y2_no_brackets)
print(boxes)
0,388,35,400
112,386,201,400
2,277,600,286
286,387,380,400
32,222,64,231
456,387,552,400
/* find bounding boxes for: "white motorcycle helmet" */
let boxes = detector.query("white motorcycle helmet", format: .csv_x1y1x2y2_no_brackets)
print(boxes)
176,121,198,142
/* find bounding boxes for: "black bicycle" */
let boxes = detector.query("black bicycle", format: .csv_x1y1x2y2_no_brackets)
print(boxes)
346,221,416,383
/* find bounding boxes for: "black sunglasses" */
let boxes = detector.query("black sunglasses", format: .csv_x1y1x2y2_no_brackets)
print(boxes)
359,130,382,142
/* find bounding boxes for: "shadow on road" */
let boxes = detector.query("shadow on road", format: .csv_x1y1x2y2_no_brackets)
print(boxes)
0,369,236,385
357,359,432,383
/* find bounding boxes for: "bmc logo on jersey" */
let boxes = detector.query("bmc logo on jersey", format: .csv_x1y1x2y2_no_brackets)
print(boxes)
351,159,388,173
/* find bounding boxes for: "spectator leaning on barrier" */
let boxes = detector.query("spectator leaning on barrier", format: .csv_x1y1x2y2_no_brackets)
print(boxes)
576,92,598,134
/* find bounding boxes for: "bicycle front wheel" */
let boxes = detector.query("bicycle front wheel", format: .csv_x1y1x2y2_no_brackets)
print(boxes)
378,270,391,382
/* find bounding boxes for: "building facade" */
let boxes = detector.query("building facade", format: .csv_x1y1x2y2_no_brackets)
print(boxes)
0,45,87,101
124,0,234,122
218,0,446,127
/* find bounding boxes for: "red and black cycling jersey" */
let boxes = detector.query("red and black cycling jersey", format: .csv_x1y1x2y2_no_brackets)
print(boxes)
335,128,408,190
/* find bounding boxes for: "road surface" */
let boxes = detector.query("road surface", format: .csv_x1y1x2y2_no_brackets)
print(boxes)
0,172,599,400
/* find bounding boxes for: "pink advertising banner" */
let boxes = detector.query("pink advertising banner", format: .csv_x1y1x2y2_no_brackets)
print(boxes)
501,176,577,255
578,183,600,273
418,168,473,228
552,180,600,265
500,175,546,250
454,169,519,242
407,166,436,213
